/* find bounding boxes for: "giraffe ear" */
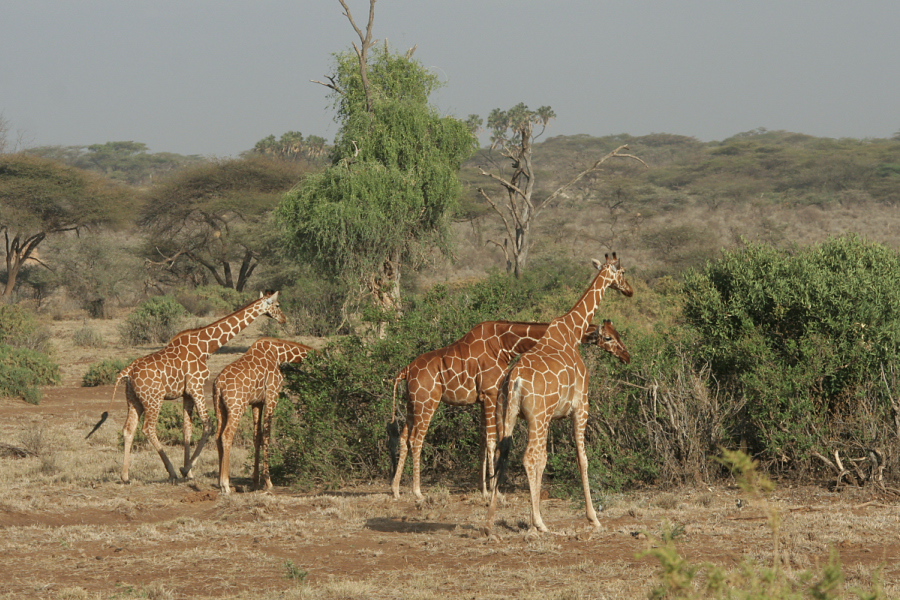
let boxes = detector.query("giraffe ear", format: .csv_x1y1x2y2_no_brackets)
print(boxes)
592,258,603,270
270,291,279,302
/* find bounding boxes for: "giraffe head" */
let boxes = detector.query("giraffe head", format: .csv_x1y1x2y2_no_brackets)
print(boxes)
259,290,287,324
596,319,630,364
592,252,633,297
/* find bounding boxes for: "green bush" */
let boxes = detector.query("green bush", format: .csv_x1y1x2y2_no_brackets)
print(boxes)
683,234,900,468
82,358,133,387
0,303,51,353
0,343,60,404
118,295,186,345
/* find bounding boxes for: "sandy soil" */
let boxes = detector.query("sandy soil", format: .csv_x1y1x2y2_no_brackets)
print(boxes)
0,318,898,599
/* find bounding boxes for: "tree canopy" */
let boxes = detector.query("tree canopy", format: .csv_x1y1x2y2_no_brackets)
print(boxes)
27,142,203,186
139,156,307,291
277,34,476,312
0,153,131,297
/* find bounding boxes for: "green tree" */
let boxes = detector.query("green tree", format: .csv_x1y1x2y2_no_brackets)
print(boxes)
28,142,203,186
139,156,307,292
252,131,328,165
277,0,476,315
0,154,131,298
476,104,645,277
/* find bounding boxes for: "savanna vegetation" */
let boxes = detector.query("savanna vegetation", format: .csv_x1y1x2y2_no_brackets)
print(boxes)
3,3,900,595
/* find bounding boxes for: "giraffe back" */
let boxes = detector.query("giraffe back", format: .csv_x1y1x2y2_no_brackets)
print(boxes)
214,337,310,407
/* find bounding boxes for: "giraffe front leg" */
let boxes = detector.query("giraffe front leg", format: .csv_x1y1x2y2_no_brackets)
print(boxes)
251,404,263,489
217,396,245,494
180,396,195,479
259,394,277,491
409,409,437,501
523,422,550,533
181,387,214,479
573,408,601,528
480,393,500,500
141,404,180,482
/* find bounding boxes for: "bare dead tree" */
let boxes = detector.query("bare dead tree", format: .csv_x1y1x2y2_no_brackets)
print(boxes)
478,111,648,277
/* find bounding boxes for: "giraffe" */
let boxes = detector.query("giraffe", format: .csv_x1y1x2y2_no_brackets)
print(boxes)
98,291,286,483
388,318,630,500
214,337,311,494
486,254,633,534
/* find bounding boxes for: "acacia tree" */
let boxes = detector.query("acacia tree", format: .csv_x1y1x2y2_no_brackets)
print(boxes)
140,156,307,292
0,154,130,298
277,0,475,314
252,131,328,164
477,103,646,277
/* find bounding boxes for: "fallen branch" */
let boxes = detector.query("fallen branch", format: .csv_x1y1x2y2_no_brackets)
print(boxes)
0,442,36,458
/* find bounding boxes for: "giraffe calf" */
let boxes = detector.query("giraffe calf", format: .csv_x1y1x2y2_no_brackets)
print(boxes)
214,337,310,494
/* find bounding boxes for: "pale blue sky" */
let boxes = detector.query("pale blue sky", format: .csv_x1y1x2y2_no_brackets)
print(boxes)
2,1,898,156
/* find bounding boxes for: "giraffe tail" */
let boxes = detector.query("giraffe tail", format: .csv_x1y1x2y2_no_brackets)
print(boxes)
489,377,518,492
86,366,130,439
386,366,408,479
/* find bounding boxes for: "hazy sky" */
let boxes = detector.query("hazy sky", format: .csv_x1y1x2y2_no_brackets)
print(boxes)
3,1,898,157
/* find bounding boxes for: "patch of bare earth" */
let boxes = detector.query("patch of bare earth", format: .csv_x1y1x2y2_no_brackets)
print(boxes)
0,319,898,599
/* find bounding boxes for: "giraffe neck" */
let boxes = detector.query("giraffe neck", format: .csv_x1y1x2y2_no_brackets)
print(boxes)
550,270,614,348
200,299,269,355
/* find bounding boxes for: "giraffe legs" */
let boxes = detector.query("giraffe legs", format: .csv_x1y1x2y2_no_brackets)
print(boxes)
391,387,439,501
122,386,179,482
252,394,277,491
180,384,214,479
121,391,143,483
142,403,180,482
216,391,246,494
390,418,410,499
479,394,499,500
408,400,438,501
523,417,551,533
573,406,601,528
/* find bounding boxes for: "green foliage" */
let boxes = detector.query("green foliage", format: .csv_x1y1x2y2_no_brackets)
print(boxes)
0,343,60,404
277,43,476,301
82,358,132,387
28,141,205,186
118,295,186,345
252,131,328,166
0,303,46,350
279,275,350,337
282,559,308,584
174,285,248,317
683,234,900,462
0,304,57,403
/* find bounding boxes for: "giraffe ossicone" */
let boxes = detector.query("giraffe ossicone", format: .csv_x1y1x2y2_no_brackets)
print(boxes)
214,337,311,494
94,291,287,483
486,253,633,534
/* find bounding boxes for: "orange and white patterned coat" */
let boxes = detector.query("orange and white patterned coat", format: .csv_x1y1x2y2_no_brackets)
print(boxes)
214,337,310,494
